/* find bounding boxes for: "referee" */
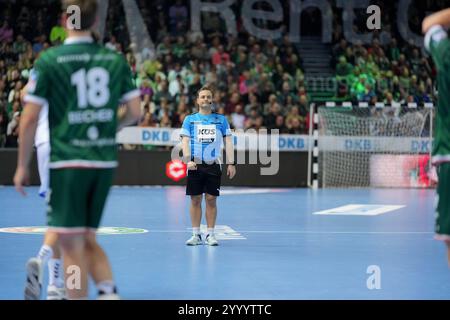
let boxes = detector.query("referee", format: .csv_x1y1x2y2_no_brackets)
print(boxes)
180,85,236,246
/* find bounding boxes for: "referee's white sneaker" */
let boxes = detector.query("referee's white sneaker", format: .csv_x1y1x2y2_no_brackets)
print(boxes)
205,234,218,246
186,234,203,246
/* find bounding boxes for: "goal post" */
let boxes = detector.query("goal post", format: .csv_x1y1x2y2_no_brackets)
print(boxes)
308,102,434,188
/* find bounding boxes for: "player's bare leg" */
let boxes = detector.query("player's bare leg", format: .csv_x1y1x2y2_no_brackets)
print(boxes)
205,194,217,229
85,231,118,299
445,240,450,267
186,195,203,245
205,194,218,246
58,233,88,299
190,195,202,228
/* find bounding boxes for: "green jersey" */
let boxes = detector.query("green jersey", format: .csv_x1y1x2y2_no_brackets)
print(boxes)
425,25,450,164
24,36,139,169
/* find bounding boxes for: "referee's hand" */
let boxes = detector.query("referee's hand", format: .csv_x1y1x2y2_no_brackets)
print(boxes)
187,161,197,170
227,165,236,179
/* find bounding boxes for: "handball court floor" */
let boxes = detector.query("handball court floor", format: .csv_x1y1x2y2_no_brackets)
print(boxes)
0,186,449,300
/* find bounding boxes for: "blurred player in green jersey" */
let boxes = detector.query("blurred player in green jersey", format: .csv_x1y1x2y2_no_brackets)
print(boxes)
14,0,141,298
423,8,450,266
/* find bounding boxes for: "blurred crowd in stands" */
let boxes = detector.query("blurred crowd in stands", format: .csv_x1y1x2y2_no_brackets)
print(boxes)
0,0,447,148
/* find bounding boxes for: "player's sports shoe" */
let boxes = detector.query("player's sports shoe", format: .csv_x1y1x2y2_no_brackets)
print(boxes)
205,234,218,246
97,293,121,300
186,234,203,246
25,258,43,300
46,285,66,300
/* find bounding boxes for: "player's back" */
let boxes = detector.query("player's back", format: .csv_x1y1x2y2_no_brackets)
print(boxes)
425,27,450,163
27,37,137,168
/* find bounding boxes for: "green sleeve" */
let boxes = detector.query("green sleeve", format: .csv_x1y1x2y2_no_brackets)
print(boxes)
119,56,139,103
424,25,449,71
23,55,50,106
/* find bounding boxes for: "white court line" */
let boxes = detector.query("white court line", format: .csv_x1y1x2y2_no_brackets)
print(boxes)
313,204,405,216
220,189,289,195
147,230,432,235
110,186,290,195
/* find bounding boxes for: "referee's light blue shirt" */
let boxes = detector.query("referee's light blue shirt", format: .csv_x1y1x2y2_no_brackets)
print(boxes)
180,112,232,163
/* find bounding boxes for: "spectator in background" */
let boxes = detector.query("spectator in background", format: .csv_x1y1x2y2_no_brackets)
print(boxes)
253,116,266,133
153,80,173,105
225,92,240,114
156,36,172,58
244,107,260,130
168,0,188,35
414,83,432,104
277,81,294,107
172,101,187,126
212,45,230,66
274,115,288,134
265,102,281,129
9,99,21,121
332,39,348,67
0,107,8,147
285,106,306,134
298,95,309,117
173,36,188,64
32,35,47,54
231,104,246,130
105,35,118,51
155,97,173,122
336,56,354,77
169,74,186,97
13,34,27,55
8,81,23,105
0,21,14,43
160,113,172,127
188,74,202,101
287,117,304,134
5,111,19,148
139,112,157,127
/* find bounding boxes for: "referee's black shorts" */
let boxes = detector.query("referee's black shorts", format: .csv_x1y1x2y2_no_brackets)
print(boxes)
186,163,222,196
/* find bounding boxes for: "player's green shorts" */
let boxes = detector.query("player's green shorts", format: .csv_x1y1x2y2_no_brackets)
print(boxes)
47,168,114,231
436,163,450,240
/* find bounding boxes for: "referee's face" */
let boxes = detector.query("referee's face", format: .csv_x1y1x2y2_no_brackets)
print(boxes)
197,90,213,109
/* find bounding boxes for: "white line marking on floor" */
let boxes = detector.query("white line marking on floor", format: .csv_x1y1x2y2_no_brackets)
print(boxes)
313,204,405,216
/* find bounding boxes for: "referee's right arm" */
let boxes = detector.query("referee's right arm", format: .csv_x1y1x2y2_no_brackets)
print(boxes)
181,116,196,170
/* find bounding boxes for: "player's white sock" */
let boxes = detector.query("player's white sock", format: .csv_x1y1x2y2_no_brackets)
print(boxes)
97,280,117,295
207,228,214,236
192,227,200,236
37,245,53,263
48,258,64,288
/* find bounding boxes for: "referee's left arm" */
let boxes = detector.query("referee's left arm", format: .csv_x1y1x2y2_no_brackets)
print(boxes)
225,135,236,179
222,117,236,179
225,135,235,165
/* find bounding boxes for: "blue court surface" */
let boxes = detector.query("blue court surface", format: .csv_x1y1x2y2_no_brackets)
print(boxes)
1,186,449,300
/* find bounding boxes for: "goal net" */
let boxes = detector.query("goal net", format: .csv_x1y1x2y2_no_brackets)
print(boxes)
316,105,433,188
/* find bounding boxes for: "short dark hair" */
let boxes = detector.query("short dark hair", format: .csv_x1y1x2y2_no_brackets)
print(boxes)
197,85,215,99
62,0,98,31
